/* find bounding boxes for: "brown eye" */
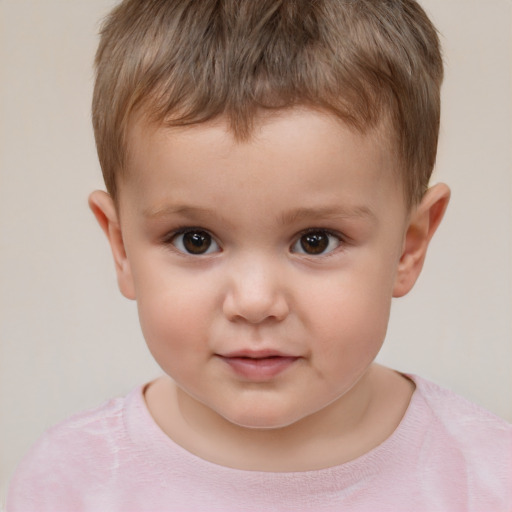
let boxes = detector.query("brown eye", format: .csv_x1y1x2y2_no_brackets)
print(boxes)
292,230,340,255
172,230,219,255
300,232,328,254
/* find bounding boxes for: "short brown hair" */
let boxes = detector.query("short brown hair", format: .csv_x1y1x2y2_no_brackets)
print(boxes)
92,0,443,206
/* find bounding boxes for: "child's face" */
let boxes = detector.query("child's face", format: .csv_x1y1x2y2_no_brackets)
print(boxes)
109,109,415,429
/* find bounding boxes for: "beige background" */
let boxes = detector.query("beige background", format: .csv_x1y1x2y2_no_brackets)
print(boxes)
1,0,511,503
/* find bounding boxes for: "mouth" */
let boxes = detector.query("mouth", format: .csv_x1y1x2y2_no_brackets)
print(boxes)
217,350,300,381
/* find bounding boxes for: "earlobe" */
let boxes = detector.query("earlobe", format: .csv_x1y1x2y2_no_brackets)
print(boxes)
88,190,136,300
393,183,450,298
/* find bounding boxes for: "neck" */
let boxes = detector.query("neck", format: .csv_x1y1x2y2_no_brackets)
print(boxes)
144,364,414,472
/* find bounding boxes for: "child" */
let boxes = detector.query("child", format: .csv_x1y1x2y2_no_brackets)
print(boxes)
7,0,511,510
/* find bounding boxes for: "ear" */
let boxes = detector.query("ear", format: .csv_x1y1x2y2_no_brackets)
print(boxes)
393,183,450,298
88,190,136,300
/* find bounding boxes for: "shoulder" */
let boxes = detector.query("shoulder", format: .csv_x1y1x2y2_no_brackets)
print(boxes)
409,374,511,438
23,391,128,463
405,374,512,506
6,387,141,511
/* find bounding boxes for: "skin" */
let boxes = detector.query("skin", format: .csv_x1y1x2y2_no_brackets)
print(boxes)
90,108,450,471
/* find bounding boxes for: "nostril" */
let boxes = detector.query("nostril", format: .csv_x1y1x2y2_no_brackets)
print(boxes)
222,288,290,324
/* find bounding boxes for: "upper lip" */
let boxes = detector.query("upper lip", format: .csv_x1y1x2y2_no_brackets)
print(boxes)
219,349,297,359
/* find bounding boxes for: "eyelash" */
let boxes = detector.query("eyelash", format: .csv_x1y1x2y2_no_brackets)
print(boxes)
162,227,345,257
163,226,221,256
291,228,344,257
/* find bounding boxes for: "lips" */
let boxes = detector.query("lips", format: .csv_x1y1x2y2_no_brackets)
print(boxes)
218,350,299,381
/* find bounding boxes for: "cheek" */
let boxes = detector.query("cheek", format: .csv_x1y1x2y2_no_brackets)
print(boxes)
301,267,394,359
134,274,216,369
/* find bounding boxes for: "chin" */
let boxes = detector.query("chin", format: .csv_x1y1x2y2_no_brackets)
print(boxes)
220,404,307,431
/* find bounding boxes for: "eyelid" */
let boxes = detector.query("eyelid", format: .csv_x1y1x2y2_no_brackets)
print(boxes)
291,228,345,256
161,226,346,256
163,226,221,255
295,227,345,242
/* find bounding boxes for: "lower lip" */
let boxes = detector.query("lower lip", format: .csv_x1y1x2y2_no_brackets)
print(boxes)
220,356,299,380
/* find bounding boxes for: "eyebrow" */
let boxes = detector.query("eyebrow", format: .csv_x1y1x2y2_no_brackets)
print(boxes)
143,204,234,229
278,205,377,225
144,205,213,219
144,204,376,226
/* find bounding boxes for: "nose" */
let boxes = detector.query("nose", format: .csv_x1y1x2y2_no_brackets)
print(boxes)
222,256,290,324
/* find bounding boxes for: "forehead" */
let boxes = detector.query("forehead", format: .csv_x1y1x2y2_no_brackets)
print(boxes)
121,108,404,218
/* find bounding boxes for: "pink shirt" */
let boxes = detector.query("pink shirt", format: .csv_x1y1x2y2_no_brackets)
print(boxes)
7,375,512,511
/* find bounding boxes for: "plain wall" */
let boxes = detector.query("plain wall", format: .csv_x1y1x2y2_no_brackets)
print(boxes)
1,0,511,503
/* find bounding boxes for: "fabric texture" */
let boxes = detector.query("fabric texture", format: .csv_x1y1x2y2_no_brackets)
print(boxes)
7,374,512,511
